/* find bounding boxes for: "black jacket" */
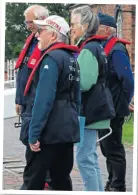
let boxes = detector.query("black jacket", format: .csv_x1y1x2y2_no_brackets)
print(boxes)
103,37,134,116
20,45,80,145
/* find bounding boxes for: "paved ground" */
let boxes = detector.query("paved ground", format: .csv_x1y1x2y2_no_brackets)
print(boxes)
3,117,133,191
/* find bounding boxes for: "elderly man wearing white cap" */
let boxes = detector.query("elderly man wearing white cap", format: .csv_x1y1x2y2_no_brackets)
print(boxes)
21,15,80,190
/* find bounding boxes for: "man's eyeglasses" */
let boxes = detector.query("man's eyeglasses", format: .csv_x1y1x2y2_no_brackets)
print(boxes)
24,18,38,25
37,28,48,34
24,20,34,25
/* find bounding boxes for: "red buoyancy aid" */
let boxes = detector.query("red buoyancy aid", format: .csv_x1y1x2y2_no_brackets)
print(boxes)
79,35,108,51
103,36,131,56
24,42,79,96
79,35,130,56
27,45,41,68
15,33,41,69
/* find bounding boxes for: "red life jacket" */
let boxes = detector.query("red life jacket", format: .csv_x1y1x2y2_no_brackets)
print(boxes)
79,35,108,51
15,33,41,69
103,36,131,56
79,35,130,56
27,45,41,68
24,42,79,96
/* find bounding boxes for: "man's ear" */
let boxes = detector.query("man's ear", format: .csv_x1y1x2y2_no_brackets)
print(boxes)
105,26,110,33
51,31,57,41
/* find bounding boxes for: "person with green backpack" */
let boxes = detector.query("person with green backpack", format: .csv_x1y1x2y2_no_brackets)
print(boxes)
70,5,115,191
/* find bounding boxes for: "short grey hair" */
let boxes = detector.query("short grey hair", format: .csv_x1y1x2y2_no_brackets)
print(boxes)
100,24,117,36
72,5,99,38
109,26,117,36
45,26,69,44
24,5,49,19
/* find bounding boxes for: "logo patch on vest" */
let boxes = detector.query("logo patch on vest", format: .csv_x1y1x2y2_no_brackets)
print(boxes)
30,58,36,65
44,65,49,69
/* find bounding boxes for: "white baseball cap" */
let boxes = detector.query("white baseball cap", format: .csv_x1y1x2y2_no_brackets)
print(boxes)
33,15,70,36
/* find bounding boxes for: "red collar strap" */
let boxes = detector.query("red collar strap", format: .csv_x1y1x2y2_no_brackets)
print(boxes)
104,37,131,56
15,33,35,69
79,35,108,51
24,42,79,96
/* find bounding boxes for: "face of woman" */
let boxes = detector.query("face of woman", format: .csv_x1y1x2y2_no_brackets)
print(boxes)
70,14,85,43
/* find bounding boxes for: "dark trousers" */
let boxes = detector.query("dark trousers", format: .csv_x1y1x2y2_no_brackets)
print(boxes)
20,143,73,190
98,116,126,189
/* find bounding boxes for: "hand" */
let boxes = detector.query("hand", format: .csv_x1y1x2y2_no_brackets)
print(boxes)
129,103,134,112
29,140,41,152
15,104,21,115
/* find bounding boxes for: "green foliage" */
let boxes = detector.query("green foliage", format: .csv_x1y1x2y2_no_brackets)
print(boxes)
5,3,69,59
123,113,134,145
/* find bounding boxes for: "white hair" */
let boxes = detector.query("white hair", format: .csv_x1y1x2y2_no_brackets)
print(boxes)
109,26,116,36
45,26,69,44
24,5,49,19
